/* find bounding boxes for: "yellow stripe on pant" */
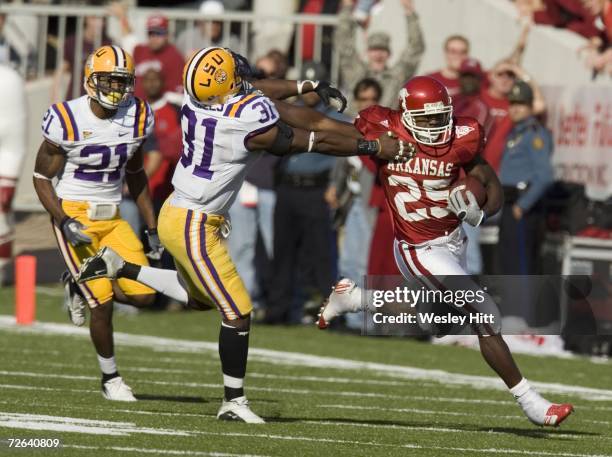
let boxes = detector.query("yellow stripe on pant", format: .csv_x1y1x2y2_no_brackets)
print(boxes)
158,198,252,320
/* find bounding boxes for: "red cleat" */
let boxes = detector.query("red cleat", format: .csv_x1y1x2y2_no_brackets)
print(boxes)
317,300,330,329
543,403,574,426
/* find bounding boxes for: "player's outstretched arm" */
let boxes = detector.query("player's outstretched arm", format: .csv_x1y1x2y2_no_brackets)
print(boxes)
252,79,347,112
245,121,404,160
32,140,68,224
273,98,361,139
464,155,504,217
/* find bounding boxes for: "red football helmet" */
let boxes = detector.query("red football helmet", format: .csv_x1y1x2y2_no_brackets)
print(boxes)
399,76,453,146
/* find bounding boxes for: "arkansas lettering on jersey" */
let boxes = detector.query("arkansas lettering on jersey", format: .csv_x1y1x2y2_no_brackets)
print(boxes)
41,95,154,204
355,105,484,244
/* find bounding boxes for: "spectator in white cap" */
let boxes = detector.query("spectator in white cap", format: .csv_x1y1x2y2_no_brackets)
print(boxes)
176,0,241,58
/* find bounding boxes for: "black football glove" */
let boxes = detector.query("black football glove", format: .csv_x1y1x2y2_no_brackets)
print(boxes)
314,81,347,113
60,217,92,247
145,228,164,261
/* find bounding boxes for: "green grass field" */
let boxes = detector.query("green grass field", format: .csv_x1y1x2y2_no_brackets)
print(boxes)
0,286,611,457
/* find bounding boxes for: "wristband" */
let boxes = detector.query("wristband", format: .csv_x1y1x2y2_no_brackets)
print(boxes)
357,139,380,156
59,215,70,228
307,131,316,152
33,172,52,181
146,228,158,235
297,80,319,95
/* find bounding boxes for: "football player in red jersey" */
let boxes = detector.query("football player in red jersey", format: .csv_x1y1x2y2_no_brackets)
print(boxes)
319,76,574,427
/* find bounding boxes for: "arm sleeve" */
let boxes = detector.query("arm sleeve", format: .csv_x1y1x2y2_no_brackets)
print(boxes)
335,5,367,88
391,13,425,80
516,130,555,211
240,96,281,149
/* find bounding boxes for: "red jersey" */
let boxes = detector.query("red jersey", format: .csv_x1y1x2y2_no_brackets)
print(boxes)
424,71,461,98
147,98,182,202
133,43,185,99
480,90,511,172
355,106,484,244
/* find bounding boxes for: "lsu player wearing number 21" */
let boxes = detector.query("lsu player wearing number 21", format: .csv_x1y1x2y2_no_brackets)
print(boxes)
33,45,163,402
76,46,406,423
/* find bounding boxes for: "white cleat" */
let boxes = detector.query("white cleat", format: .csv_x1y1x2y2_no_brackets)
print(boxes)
318,278,361,329
102,376,137,402
77,247,125,283
217,396,265,423
61,271,86,327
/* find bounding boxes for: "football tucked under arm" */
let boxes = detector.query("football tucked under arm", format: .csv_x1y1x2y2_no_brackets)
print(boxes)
463,155,503,218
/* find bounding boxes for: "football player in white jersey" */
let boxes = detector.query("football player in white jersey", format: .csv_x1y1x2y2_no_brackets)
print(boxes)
33,45,163,401
77,47,406,422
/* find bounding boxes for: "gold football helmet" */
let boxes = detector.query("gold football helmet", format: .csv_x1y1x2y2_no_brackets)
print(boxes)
183,47,241,105
84,45,135,110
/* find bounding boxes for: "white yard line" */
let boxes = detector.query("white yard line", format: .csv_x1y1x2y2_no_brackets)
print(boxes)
1,315,611,401
1,412,609,457
317,403,611,426
65,444,268,457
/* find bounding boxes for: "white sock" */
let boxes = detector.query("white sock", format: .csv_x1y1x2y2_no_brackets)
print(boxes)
509,378,551,424
137,266,188,304
97,354,117,375
223,374,244,389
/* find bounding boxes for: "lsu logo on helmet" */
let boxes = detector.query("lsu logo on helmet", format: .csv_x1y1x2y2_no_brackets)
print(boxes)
84,45,135,110
183,47,241,105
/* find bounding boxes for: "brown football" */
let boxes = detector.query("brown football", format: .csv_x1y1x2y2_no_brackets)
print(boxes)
449,176,487,208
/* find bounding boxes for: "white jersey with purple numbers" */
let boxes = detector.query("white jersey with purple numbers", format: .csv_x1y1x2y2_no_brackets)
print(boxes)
171,89,279,215
41,95,153,204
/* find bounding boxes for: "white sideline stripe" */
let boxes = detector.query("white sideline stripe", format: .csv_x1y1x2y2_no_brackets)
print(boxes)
0,383,94,394
1,316,611,401
0,412,610,457
303,419,589,441
317,404,612,426
0,370,501,403
2,372,610,428
65,444,269,457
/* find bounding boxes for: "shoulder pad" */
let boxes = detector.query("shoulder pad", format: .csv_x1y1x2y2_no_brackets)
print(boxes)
355,106,397,138
132,97,155,139
224,94,279,128
42,101,80,145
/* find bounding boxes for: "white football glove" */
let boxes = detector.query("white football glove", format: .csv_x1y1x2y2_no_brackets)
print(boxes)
60,217,92,247
447,188,485,227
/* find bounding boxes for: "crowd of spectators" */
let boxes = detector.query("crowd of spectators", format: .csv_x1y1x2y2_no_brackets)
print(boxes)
0,0,583,327
513,0,612,76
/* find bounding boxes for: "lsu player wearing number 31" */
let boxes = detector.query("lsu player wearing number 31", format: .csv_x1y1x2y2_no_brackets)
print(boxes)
76,46,406,423
33,45,163,401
